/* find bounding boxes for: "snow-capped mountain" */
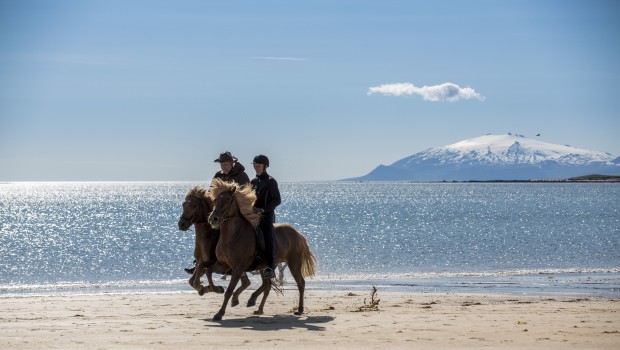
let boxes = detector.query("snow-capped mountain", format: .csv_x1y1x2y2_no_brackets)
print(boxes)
346,133,620,181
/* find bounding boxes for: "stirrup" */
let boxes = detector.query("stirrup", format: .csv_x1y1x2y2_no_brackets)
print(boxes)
263,267,276,280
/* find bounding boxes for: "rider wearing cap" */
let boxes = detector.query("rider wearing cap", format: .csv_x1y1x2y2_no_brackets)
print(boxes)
251,154,281,280
212,151,250,186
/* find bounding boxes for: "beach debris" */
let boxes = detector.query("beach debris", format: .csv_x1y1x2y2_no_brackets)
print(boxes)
421,301,437,309
461,301,482,307
564,298,590,303
354,286,380,312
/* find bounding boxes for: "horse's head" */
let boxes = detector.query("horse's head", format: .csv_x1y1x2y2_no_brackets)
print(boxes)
178,186,212,231
208,180,237,229
208,178,260,229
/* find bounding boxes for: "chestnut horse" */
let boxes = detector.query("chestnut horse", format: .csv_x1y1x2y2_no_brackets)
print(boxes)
178,186,254,307
208,178,316,321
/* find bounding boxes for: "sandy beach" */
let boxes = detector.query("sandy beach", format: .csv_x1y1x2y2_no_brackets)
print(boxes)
1,288,618,349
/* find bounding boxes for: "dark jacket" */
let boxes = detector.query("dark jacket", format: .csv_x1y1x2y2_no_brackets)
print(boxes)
212,162,250,186
251,172,281,214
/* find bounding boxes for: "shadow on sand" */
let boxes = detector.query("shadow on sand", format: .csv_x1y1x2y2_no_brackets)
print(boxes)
204,314,335,331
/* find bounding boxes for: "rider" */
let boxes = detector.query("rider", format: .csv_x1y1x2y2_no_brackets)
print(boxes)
184,151,250,274
212,151,251,185
251,154,281,280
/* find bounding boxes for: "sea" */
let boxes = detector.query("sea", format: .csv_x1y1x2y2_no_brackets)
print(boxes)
1,181,619,297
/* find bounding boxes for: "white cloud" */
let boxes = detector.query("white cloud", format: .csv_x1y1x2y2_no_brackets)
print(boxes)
367,82,485,102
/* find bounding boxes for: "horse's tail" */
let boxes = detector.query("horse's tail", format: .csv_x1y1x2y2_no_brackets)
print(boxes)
299,235,316,278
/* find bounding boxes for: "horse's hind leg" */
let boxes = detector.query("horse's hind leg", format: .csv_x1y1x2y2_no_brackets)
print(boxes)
288,261,306,315
231,273,250,307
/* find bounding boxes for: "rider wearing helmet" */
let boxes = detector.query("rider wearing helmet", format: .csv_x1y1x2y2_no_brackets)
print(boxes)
251,154,281,280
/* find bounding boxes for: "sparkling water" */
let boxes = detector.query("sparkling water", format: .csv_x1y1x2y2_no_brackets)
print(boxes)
1,182,618,296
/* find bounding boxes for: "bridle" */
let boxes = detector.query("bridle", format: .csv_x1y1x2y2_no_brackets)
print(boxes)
210,188,237,224
181,193,210,225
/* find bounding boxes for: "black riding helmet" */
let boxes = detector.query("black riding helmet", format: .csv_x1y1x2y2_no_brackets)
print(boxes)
252,154,269,167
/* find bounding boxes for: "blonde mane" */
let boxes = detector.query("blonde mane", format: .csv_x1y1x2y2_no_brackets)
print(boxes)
186,185,207,199
209,179,260,227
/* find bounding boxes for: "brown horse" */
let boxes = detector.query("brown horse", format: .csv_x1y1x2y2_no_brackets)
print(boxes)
177,186,253,307
208,178,316,321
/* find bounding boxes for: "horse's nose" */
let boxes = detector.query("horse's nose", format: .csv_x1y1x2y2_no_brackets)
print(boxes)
178,219,188,231
209,215,219,226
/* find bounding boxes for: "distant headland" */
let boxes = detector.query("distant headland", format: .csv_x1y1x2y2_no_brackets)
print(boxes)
344,133,620,182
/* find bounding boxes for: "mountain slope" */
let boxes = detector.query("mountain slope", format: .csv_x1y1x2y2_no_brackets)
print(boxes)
346,133,620,181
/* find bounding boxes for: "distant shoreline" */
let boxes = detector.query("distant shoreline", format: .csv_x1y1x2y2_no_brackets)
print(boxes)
3,175,620,184
455,174,620,183
346,174,620,183
452,180,620,183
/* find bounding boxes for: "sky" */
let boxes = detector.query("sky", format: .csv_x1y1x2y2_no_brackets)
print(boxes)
1,0,619,182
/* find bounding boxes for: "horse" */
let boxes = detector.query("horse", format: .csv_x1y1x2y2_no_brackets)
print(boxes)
177,186,254,307
208,178,316,321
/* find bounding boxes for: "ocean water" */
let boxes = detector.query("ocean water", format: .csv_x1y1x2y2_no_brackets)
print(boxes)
1,182,618,296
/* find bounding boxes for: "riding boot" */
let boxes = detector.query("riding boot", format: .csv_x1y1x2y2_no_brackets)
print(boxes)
184,260,196,274
261,214,276,280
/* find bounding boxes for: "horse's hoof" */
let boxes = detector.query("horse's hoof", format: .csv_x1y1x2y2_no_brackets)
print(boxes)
253,310,264,315
213,314,222,321
231,299,239,307
207,285,224,294
247,300,256,308
198,287,206,296
294,311,302,316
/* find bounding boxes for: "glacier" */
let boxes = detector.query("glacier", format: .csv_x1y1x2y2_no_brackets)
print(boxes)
346,133,620,181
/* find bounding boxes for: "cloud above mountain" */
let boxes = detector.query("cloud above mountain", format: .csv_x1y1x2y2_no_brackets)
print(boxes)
367,82,485,102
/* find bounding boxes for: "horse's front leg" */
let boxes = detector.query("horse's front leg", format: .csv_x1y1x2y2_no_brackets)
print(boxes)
231,273,251,307
252,272,273,315
204,265,225,294
247,275,268,308
189,260,207,295
213,269,243,321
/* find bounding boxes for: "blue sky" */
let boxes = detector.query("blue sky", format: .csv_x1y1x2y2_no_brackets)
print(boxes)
1,0,619,181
